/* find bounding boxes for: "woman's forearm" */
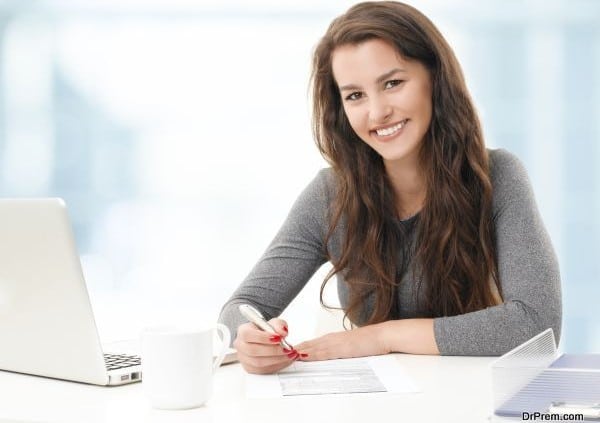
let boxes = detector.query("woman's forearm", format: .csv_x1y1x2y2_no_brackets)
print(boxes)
374,318,440,355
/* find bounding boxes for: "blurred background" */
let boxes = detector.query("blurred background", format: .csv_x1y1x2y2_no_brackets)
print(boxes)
0,0,598,352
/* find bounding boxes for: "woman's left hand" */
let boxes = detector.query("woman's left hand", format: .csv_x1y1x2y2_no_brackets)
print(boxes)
293,324,390,361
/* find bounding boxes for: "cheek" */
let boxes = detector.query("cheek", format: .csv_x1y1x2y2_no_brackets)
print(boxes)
343,106,366,135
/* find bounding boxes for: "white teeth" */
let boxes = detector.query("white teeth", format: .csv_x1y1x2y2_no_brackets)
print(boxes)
375,120,407,136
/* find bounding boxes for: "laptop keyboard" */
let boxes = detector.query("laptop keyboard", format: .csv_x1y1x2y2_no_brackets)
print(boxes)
104,353,141,371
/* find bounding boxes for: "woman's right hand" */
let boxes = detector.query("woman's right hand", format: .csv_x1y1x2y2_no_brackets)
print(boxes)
233,318,299,374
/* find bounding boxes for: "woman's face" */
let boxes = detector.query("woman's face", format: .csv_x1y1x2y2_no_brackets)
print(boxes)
332,38,433,168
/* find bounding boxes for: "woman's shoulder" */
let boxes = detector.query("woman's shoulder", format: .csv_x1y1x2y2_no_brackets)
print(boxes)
487,148,534,208
488,148,526,174
309,167,337,199
487,148,530,186
314,166,334,182
290,167,336,218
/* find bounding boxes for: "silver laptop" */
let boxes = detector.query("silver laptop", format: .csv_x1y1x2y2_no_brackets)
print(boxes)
0,198,142,386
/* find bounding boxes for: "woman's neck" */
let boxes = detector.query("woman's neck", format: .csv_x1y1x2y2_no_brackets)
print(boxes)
384,159,426,220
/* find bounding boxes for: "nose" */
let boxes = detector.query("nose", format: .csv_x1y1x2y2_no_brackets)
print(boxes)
369,94,393,124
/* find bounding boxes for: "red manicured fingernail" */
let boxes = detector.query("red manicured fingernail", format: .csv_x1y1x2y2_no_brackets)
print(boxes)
300,353,308,358
283,348,291,353
287,352,297,358
269,335,281,342
283,326,288,332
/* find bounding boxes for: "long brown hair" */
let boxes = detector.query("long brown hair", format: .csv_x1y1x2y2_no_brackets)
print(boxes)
311,1,502,326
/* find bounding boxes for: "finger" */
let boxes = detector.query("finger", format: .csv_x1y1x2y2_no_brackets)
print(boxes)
293,344,317,360
295,351,310,361
238,350,295,374
237,322,287,345
236,341,291,358
294,338,330,361
237,349,290,365
286,344,309,360
267,318,289,337
235,341,301,361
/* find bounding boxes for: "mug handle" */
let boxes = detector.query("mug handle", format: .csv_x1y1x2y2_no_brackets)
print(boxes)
212,323,231,371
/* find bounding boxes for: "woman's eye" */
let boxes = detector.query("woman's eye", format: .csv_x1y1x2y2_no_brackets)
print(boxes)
345,91,363,101
385,79,404,89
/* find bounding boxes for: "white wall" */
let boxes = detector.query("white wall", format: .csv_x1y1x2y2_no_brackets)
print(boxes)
0,0,598,351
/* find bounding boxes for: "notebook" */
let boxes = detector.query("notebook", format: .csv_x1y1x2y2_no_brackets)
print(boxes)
0,198,141,386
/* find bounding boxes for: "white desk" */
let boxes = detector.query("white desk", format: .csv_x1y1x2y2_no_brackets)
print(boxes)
0,355,503,423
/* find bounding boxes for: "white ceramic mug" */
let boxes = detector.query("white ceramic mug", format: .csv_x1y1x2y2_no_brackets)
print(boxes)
141,323,231,410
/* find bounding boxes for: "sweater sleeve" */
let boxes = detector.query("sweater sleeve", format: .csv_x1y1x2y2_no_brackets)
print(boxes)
218,169,331,344
433,149,562,355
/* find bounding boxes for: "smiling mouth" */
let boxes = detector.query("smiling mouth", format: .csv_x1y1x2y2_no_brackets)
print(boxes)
372,119,409,137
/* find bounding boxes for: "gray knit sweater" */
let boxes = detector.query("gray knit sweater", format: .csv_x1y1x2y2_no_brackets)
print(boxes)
218,149,562,355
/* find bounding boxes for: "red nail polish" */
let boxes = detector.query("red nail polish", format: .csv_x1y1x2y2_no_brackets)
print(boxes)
283,326,288,333
300,353,308,358
269,335,281,342
287,352,297,358
283,348,291,353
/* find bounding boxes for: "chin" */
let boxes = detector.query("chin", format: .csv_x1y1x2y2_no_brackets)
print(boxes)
378,147,419,164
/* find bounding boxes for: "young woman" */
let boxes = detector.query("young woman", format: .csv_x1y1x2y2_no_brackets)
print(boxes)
219,1,561,375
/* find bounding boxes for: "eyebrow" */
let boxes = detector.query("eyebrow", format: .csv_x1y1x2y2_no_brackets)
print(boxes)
338,68,406,92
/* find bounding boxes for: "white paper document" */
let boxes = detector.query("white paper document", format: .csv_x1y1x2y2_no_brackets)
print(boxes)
245,355,420,398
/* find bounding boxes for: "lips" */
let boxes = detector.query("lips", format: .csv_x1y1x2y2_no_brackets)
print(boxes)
371,119,409,139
